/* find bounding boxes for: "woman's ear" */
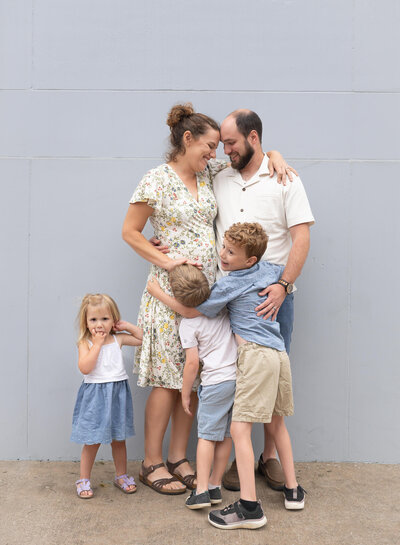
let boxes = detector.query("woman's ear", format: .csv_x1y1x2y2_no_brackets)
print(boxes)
183,130,193,147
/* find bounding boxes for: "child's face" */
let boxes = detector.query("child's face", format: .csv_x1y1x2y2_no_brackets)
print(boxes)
219,237,257,272
86,304,114,337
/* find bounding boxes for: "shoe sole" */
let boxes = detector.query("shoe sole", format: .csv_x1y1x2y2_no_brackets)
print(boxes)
210,498,222,504
284,499,305,510
208,515,267,530
186,501,212,509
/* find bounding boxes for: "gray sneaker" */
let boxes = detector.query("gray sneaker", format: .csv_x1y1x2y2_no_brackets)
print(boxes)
208,487,222,504
185,489,211,510
208,500,267,530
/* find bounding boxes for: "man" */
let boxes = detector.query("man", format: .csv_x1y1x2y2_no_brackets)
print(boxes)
214,110,314,492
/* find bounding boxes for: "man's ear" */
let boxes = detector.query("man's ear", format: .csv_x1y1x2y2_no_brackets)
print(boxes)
248,130,259,145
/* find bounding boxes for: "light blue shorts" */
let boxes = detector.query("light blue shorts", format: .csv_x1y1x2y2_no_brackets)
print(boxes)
197,380,236,442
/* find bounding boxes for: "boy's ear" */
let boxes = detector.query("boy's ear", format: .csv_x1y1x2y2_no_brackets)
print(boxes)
247,256,258,267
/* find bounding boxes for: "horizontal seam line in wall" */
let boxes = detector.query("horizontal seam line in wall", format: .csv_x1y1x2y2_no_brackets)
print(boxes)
1,156,400,162
1,89,400,94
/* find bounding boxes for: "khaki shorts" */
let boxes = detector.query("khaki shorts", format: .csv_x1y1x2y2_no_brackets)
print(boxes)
232,342,294,423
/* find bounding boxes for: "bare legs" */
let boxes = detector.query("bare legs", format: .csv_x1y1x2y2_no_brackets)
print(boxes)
196,437,232,493
78,439,136,497
262,425,278,460
265,415,297,489
230,422,257,500
112,440,136,492
231,415,297,501
142,386,197,491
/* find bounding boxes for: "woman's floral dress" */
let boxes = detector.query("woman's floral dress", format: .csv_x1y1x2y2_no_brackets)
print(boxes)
130,161,226,389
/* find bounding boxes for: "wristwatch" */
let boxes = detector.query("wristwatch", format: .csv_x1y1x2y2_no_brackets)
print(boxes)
277,279,294,294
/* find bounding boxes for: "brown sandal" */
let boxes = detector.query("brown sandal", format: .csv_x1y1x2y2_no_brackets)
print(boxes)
139,462,186,495
166,458,197,490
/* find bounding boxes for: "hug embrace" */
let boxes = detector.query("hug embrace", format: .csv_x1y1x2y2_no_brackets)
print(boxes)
71,104,314,531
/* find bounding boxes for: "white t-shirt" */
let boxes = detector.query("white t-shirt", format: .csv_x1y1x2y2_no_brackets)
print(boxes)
179,310,237,386
84,335,129,383
213,154,315,272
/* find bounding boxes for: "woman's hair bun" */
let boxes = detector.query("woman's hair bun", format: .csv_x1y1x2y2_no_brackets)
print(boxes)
167,103,195,128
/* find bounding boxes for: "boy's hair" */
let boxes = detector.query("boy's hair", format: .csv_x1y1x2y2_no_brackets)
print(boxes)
169,264,211,307
77,293,120,345
224,222,268,263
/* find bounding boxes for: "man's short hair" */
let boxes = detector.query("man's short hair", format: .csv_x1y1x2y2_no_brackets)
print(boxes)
224,222,268,263
232,110,263,143
169,264,211,307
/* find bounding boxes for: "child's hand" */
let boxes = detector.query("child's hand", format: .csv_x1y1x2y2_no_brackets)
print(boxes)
114,320,129,332
91,330,107,346
147,278,161,296
182,395,192,416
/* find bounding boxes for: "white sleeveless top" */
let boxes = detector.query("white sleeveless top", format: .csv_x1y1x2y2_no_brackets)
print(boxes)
84,335,129,383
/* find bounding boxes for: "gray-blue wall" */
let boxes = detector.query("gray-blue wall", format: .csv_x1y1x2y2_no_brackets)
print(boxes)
1,1,399,462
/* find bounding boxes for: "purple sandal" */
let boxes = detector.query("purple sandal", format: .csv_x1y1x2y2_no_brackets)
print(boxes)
76,478,93,499
114,474,137,494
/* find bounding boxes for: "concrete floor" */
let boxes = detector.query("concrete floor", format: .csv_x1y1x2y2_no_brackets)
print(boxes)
1,460,399,545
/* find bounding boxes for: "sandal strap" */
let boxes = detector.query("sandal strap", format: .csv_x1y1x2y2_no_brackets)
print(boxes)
76,479,91,493
141,461,166,479
181,472,197,488
151,476,180,490
115,474,136,487
166,458,189,473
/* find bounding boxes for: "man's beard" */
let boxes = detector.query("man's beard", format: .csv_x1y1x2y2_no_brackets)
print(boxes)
231,141,254,170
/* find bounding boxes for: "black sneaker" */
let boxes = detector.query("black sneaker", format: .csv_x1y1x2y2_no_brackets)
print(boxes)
208,500,267,530
208,487,222,504
283,485,306,510
185,489,211,510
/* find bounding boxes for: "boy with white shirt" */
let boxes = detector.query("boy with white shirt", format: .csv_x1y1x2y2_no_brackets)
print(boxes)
148,264,237,510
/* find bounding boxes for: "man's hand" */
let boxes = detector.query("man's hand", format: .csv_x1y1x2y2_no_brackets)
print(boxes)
267,151,298,186
182,394,192,416
255,283,286,321
149,237,170,254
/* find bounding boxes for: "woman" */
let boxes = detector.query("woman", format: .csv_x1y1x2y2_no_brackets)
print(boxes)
122,103,293,494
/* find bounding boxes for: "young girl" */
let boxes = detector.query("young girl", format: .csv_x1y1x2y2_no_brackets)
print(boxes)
71,293,143,499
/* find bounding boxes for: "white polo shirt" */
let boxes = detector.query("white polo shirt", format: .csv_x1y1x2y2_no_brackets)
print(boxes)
213,155,315,272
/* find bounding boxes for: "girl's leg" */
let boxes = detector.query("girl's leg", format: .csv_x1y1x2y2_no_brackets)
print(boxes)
168,390,198,481
195,439,215,493
230,422,256,501
209,437,232,487
143,386,185,491
79,443,100,497
265,415,297,489
111,440,136,492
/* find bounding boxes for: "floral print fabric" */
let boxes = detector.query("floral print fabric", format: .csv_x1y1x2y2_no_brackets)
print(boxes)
130,161,226,389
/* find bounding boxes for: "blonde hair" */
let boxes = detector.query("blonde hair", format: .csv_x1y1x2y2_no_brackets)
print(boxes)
169,265,211,307
224,222,268,263
77,293,120,345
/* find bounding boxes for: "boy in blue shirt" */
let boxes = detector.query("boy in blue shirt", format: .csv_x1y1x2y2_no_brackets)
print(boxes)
148,222,305,530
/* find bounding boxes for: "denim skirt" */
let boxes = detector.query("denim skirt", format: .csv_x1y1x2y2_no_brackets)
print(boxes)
71,380,135,445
